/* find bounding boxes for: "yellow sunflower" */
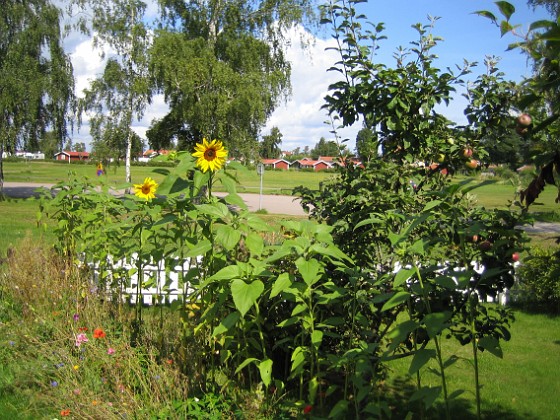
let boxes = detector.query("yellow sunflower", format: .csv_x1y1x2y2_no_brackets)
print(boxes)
192,138,228,173
133,177,158,201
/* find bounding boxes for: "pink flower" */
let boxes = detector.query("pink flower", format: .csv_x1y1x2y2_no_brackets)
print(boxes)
107,347,115,355
75,333,89,347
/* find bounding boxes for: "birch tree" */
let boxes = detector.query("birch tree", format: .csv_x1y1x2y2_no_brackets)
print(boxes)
74,0,152,185
0,0,74,195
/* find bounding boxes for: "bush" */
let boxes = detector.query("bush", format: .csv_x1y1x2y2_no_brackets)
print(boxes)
514,246,560,313
492,165,518,182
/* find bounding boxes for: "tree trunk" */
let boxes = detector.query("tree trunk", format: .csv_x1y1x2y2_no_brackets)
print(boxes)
0,140,4,199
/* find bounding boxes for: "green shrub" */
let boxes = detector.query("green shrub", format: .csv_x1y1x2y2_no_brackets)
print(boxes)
492,165,518,182
514,246,560,313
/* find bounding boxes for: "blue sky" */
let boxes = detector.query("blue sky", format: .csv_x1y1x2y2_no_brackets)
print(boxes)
68,0,551,153
265,0,551,151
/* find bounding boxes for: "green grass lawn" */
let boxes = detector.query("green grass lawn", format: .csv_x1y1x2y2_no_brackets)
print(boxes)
2,160,335,193
3,160,560,256
387,309,560,419
0,198,54,256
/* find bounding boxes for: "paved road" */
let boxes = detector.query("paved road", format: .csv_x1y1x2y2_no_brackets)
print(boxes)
5,182,560,230
2,182,308,216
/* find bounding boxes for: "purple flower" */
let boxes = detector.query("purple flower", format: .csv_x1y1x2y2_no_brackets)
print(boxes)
8,341,15,346
73,314,79,322
51,380,59,387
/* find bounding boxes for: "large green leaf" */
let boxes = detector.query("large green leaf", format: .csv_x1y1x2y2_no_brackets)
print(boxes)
215,224,242,250
258,359,273,387
394,268,414,288
409,386,441,409
423,311,451,338
230,279,264,317
408,349,436,375
212,311,240,337
387,320,419,352
295,257,321,286
245,232,264,256
496,1,515,20
478,336,503,358
270,273,292,298
197,202,230,219
381,291,410,312
311,330,323,350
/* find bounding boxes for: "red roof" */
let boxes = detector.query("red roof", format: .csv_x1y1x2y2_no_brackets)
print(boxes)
58,151,90,157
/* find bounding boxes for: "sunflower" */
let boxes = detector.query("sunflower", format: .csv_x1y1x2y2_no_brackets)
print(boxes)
133,177,158,201
192,138,228,172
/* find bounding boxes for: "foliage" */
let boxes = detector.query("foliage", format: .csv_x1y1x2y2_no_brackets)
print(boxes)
310,137,343,159
298,1,531,417
0,0,74,191
149,0,316,160
260,126,283,159
73,0,152,184
476,1,560,207
515,246,560,313
355,127,377,163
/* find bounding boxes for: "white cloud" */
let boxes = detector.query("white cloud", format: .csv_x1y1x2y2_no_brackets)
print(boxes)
264,26,362,152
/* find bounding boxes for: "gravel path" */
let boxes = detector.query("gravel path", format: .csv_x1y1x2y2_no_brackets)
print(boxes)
5,182,560,227
2,182,308,216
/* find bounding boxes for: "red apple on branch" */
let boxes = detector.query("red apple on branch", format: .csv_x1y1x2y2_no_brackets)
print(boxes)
516,113,532,128
465,159,478,169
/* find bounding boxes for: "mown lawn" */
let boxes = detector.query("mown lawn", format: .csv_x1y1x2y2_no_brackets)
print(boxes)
0,198,54,255
2,160,335,194
386,309,560,419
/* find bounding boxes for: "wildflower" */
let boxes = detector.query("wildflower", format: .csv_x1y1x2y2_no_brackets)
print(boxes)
73,388,81,395
165,359,173,365
93,328,106,339
107,347,115,355
133,177,158,201
78,327,88,332
303,405,313,414
73,365,79,371
60,409,71,416
51,380,58,387
55,362,64,369
73,313,79,322
92,400,99,406
75,333,88,347
192,138,228,173
8,341,15,346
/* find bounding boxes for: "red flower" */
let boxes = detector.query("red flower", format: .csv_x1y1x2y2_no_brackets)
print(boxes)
93,328,106,339
303,405,313,414
60,409,71,416
78,327,88,332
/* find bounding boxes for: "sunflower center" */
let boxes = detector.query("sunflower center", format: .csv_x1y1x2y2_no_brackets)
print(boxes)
204,148,217,161
142,185,151,194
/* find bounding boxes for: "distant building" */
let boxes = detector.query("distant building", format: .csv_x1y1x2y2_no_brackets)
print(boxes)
261,158,291,170
291,158,332,171
54,151,90,162
15,151,45,160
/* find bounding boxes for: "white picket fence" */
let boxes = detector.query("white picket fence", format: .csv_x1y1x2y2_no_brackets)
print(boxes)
89,254,199,305
88,255,515,306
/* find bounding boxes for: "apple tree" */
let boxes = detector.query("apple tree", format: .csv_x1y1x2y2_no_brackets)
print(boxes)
294,1,528,417
477,1,560,205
